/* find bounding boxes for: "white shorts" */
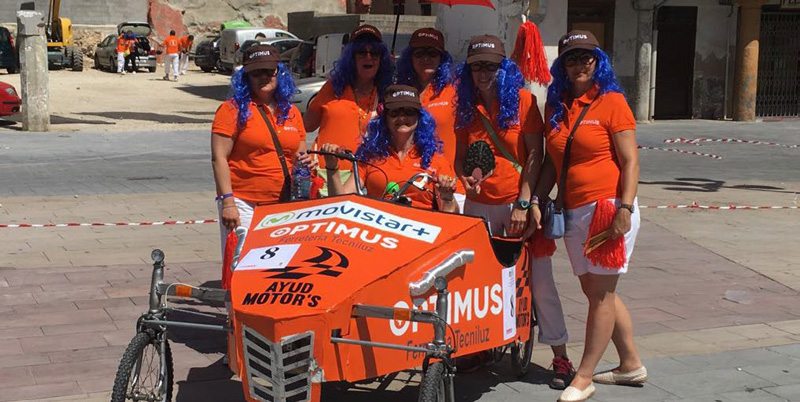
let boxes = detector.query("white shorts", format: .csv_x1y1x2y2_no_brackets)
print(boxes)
563,197,640,276
453,193,466,214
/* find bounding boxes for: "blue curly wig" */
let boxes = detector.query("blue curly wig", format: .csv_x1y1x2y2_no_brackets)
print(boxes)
355,109,442,170
395,47,454,96
546,47,625,130
329,38,395,99
455,58,524,130
229,63,297,129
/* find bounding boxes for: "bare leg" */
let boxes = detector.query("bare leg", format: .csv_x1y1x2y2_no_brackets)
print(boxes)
610,296,643,372
569,273,619,391
552,344,568,357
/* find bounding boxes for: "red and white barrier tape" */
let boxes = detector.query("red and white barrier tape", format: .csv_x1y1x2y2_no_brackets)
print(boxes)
0,219,218,229
665,137,799,148
638,146,722,159
2,204,797,229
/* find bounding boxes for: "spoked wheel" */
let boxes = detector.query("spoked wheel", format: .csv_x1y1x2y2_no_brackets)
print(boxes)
111,329,174,402
511,318,535,377
418,361,446,402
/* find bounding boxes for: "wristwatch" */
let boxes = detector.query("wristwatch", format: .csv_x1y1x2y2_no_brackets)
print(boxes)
515,199,531,210
619,203,635,213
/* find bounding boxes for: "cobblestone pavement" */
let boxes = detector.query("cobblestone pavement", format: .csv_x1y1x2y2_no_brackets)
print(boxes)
1,120,799,401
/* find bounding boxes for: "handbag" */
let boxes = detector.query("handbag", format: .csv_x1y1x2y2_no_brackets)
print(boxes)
255,105,292,203
478,113,521,174
542,102,593,239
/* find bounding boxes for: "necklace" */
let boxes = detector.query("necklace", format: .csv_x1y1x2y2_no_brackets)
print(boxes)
354,85,377,135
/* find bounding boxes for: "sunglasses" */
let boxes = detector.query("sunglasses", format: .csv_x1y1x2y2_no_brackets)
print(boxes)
469,62,499,73
355,49,381,58
248,68,277,78
563,52,596,67
386,107,419,118
412,48,441,59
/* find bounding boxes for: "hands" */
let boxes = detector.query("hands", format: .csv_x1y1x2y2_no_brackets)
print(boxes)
296,151,318,171
320,143,344,170
435,175,457,201
220,202,240,231
609,208,632,239
461,176,481,197
522,203,542,240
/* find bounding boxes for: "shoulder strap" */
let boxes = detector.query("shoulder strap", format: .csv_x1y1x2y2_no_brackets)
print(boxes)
478,112,522,174
554,102,593,211
256,105,292,203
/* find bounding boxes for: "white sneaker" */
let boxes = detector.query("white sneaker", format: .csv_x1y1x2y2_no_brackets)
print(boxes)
592,366,648,385
132,71,136,75
558,384,596,402
163,76,169,81
180,71,186,75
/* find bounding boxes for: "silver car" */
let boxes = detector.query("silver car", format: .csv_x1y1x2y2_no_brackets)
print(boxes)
292,77,326,115
94,22,158,73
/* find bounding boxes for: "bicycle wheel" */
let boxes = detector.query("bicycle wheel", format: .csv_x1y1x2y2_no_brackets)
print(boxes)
511,319,535,377
418,361,446,402
111,329,174,402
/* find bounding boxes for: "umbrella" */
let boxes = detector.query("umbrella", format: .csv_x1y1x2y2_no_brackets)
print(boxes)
389,0,496,54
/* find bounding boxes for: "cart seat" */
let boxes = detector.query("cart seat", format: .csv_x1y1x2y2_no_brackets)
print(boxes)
490,237,524,267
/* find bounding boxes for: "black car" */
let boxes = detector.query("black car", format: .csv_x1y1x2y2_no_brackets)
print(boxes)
195,35,220,73
0,27,19,74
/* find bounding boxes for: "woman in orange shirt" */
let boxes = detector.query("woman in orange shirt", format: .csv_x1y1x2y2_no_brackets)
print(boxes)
304,24,395,196
395,27,465,212
320,85,457,213
544,31,644,402
453,35,574,386
211,45,316,248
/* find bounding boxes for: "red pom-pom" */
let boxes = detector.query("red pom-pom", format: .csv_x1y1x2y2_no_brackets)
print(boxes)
530,229,557,258
585,199,626,269
221,231,238,290
510,21,551,86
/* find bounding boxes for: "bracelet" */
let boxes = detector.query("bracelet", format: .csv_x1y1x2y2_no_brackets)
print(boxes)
530,195,539,203
222,205,237,209
325,166,339,171
215,193,233,201
440,197,455,203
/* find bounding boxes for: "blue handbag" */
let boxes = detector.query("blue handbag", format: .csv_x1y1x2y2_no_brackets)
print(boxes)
542,103,592,239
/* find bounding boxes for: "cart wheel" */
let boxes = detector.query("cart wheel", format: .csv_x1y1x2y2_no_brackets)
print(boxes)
418,361,446,402
111,329,174,402
510,321,535,377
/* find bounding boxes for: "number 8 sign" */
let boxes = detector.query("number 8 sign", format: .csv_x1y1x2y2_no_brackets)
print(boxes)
236,244,302,271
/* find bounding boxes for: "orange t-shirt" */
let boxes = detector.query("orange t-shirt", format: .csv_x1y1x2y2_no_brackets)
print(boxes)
164,35,180,54
116,36,128,53
456,89,545,205
309,81,377,153
356,149,455,210
544,87,636,209
421,84,464,195
180,36,193,52
212,100,307,203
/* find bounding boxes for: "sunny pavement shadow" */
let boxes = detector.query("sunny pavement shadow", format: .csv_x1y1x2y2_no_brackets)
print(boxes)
177,84,230,102
76,111,211,124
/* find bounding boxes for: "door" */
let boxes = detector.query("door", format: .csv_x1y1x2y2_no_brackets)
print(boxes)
654,6,697,119
568,0,615,55
757,8,800,117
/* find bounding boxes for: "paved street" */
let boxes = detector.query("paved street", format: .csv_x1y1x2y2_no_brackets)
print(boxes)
1,120,799,401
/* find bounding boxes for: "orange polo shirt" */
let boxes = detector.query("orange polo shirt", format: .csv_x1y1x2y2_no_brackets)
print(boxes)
164,35,180,54
544,86,636,209
421,84,464,195
180,36,193,52
356,148,455,210
212,100,307,203
456,89,544,205
116,36,128,53
309,81,377,153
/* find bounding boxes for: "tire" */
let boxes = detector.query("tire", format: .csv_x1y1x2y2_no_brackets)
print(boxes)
111,330,174,402
65,47,74,64
200,65,212,73
6,63,18,74
148,66,156,73
94,54,101,70
511,319,535,377
418,361,446,402
71,48,83,71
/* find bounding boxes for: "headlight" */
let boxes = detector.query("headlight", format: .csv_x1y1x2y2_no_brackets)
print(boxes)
294,89,301,94
4,88,15,96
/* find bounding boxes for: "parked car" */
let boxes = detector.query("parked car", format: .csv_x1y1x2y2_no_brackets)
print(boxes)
233,38,303,68
94,22,158,73
0,27,18,74
289,39,314,79
0,82,21,116
218,28,298,73
194,34,221,72
292,76,326,115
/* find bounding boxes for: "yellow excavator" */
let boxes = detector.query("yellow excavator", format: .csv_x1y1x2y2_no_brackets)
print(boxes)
46,0,83,70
